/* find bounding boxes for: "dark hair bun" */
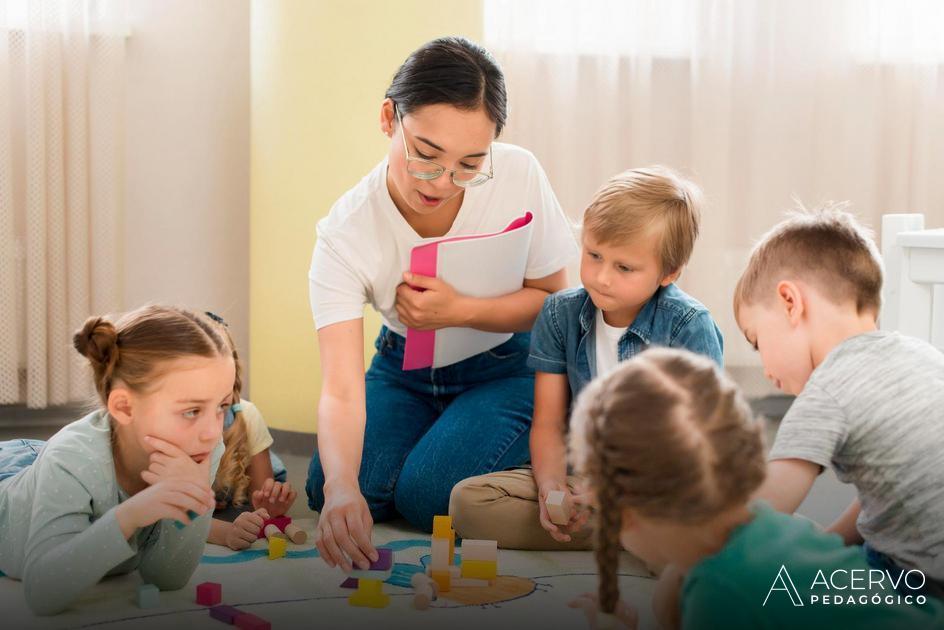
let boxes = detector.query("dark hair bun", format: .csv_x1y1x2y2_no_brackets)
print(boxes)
73,316,118,370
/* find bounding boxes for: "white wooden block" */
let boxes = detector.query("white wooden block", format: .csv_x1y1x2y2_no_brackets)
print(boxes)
545,490,573,525
430,537,450,569
460,539,497,563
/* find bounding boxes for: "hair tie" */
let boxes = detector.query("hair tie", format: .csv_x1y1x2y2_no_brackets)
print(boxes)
205,311,228,327
230,402,243,413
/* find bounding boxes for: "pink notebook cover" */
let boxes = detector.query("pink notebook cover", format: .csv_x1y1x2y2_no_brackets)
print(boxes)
402,212,534,370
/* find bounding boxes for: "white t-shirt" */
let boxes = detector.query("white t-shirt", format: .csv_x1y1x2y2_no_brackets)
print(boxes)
594,309,626,377
309,142,578,335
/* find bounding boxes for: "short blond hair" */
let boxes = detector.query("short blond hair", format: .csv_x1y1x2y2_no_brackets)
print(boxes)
733,202,883,316
582,166,702,275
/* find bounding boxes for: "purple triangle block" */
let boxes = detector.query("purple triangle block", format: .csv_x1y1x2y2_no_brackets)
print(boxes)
340,577,358,589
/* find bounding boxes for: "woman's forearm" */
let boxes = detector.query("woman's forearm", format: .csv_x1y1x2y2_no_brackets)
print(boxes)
317,393,367,491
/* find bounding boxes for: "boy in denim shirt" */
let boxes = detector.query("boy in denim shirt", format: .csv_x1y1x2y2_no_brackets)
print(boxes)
450,166,723,549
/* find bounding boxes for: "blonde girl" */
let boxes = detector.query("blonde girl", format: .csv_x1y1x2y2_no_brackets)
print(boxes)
204,314,297,550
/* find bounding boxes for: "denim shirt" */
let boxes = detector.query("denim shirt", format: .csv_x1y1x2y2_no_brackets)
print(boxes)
528,284,724,400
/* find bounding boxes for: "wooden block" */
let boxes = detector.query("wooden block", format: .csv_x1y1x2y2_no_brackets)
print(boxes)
234,613,271,630
413,590,433,610
425,565,460,578
412,582,436,609
348,578,390,608
370,547,393,571
460,539,497,563
255,515,292,540
545,490,573,525
196,581,222,606
431,569,451,593
283,523,307,544
263,524,286,541
209,604,242,623
430,537,450,569
453,577,490,587
461,559,497,580
349,549,393,581
268,536,287,559
136,584,159,609
432,515,453,538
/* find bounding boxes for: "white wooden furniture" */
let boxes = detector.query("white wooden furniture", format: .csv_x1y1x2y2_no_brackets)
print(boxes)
881,214,944,350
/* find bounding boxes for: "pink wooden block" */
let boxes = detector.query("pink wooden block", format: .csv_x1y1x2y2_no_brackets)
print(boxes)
255,515,292,540
195,581,222,606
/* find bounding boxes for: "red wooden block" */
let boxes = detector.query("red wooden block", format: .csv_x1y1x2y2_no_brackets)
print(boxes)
255,515,292,540
196,581,222,606
234,612,271,630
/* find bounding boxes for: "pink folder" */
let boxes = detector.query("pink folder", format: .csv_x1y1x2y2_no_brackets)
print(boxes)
403,212,534,370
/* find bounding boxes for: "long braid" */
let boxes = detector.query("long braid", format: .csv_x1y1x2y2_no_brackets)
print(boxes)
569,348,768,616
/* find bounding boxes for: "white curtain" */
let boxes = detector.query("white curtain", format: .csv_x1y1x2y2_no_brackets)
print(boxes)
485,0,944,368
0,0,125,408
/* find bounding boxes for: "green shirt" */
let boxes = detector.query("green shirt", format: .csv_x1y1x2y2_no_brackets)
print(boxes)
682,503,943,630
0,410,223,616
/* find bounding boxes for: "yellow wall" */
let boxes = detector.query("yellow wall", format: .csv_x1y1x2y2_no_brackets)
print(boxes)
250,1,483,432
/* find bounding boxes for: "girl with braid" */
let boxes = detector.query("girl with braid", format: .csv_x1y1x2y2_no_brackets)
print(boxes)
203,314,297,551
567,348,942,629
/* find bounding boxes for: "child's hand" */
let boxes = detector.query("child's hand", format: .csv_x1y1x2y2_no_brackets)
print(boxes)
225,508,270,550
115,479,216,538
568,593,639,629
141,435,213,488
251,479,297,518
538,483,590,543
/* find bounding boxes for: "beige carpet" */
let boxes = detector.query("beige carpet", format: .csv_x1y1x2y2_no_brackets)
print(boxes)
1,518,655,630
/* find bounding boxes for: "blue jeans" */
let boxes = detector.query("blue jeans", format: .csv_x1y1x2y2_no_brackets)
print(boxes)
307,326,535,531
0,439,44,483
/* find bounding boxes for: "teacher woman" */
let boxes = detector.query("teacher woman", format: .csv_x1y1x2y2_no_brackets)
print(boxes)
306,37,577,571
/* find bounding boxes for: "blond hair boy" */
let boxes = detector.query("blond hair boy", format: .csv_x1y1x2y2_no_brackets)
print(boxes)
449,166,723,550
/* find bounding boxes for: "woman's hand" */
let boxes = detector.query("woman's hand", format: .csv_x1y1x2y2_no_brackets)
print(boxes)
395,272,467,330
568,592,639,629
251,479,297,518
115,479,216,539
315,481,378,572
225,508,270,550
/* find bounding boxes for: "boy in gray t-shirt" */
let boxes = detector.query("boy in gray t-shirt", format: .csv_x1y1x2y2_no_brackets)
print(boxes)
733,204,944,595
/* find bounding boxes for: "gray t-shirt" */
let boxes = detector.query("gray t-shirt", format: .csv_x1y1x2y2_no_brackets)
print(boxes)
0,410,223,615
769,330,944,581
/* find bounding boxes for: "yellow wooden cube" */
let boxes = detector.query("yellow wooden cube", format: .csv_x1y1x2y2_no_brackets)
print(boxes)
268,536,287,560
460,559,497,580
348,578,390,608
432,515,453,538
